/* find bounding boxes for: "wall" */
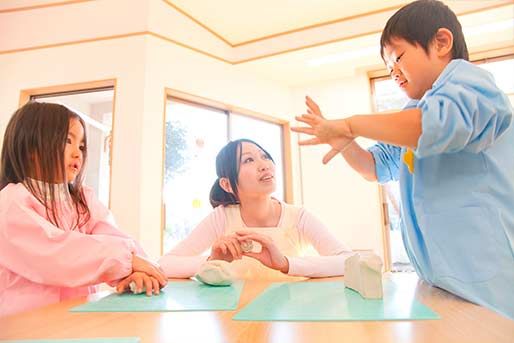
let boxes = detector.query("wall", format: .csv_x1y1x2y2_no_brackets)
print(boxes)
291,74,385,258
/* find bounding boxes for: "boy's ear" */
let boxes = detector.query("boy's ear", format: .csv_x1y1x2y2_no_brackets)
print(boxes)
433,28,453,58
219,178,233,194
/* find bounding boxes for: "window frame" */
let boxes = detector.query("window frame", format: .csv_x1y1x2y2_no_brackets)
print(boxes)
19,79,117,208
160,88,293,253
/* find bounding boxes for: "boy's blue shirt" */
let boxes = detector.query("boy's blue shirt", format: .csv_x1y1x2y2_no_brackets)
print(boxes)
369,59,514,319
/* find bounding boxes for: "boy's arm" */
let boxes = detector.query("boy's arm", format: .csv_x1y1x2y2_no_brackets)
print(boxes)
338,141,377,181
346,108,422,149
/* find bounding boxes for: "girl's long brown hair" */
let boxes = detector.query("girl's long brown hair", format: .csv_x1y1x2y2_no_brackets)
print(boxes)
0,102,91,230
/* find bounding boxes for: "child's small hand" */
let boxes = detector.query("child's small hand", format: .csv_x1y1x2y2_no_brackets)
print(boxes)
292,96,354,164
116,271,163,296
131,255,167,287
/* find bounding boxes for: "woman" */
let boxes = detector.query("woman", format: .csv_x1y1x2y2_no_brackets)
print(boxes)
159,139,354,279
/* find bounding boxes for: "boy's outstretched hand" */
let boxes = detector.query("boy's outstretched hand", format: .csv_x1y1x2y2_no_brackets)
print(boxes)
292,96,354,164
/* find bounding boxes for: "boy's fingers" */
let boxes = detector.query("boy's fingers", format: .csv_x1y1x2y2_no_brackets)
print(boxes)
323,149,339,164
291,127,313,135
306,97,321,114
298,137,321,146
295,114,317,125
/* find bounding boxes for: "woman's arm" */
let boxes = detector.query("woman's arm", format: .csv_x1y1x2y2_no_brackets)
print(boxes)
158,207,225,278
287,209,355,278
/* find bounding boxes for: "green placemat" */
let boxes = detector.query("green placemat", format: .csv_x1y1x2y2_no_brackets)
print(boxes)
0,338,139,343
70,280,244,312
233,280,439,321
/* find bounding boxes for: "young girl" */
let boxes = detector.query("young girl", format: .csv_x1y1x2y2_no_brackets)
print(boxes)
159,139,354,280
0,102,166,317
292,0,513,319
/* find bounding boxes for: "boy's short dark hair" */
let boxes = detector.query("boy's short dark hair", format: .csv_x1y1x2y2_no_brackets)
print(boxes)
380,0,469,61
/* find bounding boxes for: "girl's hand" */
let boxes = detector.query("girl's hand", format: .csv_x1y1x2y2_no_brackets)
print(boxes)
209,234,244,262
235,231,289,273
116,272,163,296
292,96,354,164
131,255,167,287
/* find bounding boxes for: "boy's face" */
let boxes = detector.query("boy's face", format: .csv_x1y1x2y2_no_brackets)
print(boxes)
383,37,445,100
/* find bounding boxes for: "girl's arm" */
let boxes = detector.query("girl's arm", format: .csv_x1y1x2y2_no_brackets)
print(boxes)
86,189,147,257
0,200,135,288
286,209,355,278
158,208,225,278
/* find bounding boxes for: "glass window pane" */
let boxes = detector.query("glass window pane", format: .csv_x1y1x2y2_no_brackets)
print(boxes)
230,114,285,201
32,89,114,207
372,78,411,271
478,58,514,95
163,99,228,252
373,78,409,112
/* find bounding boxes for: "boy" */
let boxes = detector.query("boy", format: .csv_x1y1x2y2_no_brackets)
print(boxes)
292,0,514,319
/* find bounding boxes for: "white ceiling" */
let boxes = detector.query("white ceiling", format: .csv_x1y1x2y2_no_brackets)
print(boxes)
234,3,514,85
169,0,413,45
1,0,513,86
165,0,514,85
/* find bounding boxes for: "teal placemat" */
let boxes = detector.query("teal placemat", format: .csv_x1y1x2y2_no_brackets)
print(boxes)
233,280,439,321
0,338,139,343
70,280,244,312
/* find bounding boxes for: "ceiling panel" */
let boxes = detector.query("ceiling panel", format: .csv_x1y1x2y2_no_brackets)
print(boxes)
169,0,411,44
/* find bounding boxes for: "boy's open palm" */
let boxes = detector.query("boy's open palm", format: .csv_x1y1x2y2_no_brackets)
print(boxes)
292,96,354,164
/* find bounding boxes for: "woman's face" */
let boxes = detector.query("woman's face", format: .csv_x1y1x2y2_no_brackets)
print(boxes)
236,142,276,197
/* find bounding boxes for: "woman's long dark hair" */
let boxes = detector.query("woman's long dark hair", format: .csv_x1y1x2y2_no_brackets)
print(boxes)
209,138,274,208
0,101,91,229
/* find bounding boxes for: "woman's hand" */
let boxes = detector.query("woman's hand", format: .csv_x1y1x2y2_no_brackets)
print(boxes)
235,231,289,273
208,234,244,262
131,255,167,287
116,271,163,296
292,96,354,164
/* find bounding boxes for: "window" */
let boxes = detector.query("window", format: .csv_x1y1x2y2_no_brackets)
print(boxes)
371,55,514,272
371,77,411,272
31,87,115,207
162,96,289,252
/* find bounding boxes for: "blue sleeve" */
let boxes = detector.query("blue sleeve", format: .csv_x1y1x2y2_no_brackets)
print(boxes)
368,143,402,183
415,66,513,158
